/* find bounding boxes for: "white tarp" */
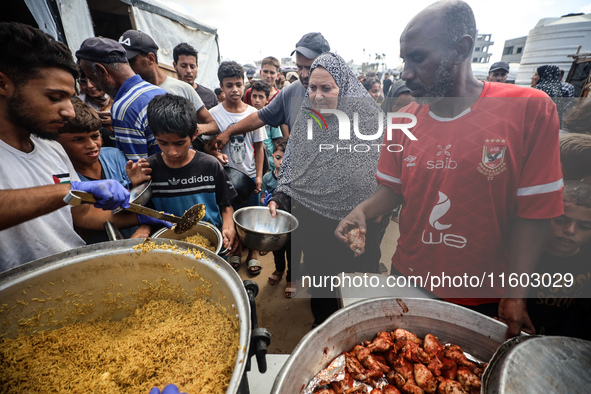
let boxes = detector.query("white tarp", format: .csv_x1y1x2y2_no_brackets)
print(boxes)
132,6,220,90
24,0,60,40
57,0,94,57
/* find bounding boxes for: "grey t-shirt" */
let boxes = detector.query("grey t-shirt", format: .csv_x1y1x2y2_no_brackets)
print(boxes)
159,76,205,112
195,84,219,110
258,80,306,130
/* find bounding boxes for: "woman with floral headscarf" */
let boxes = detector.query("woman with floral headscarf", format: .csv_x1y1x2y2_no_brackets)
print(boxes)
531,64,571,126
268,52,388,326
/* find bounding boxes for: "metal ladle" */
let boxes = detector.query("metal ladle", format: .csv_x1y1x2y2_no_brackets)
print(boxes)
64,190,205,234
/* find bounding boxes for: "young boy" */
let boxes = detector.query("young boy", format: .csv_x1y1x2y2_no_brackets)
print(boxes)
144,94,238,252
209,61,266,274
243,56,280,106
214,87,226,104
261,138,296,297
250,80,283,173
527,181,591,340
58,98,151,241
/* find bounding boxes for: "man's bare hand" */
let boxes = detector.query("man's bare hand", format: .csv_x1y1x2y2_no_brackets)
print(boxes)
498,298,536,339
268,200,279,218
210,131,231,151
126,159,151,187
335,208,367,245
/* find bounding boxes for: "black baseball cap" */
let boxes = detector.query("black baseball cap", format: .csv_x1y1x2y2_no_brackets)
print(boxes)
489,61,510,73
118,30,159,59
290,32,330,59
75,37,128,63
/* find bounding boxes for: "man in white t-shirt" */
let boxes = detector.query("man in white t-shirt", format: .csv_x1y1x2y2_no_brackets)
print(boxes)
119,30,218,139
0,23,168,273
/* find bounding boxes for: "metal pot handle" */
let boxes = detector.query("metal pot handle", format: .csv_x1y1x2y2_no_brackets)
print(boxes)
103,221,124,241
243,280,271,374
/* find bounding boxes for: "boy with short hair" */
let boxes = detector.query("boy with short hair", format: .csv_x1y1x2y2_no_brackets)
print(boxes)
58,97,151,241
251,80,283,173
243,56,280,106
559,133,591,181
527,181,591,339
144,94,238,252
209,61,266,274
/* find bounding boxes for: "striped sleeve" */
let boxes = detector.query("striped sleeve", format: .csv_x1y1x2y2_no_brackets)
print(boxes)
516,97,564,219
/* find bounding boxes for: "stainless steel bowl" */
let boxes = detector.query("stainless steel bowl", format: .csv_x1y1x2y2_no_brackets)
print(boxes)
112,180,152,214
233,206,298,252
152,221,225,254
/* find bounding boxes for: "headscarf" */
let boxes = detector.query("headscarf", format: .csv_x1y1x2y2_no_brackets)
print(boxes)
275,52,383,220
534,64,571,126
534,65,563,98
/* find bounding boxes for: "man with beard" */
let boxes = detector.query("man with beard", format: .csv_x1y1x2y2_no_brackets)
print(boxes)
208,32,330,150
0,23,163,273
76,37,166,162
336,0,563,339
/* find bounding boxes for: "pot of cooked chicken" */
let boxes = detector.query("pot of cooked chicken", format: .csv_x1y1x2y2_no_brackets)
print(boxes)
0,239,250,394
272,297,508,394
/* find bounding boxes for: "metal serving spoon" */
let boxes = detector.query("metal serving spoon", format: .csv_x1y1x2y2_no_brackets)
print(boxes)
64,190,205,234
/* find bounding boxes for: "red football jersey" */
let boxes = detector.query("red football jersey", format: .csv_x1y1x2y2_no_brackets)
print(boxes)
377,82,564,302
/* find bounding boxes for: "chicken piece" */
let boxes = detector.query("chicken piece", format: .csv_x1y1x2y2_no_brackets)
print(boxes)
456,366,481,394
423,334,445,360
427,355,443,377
414,363,437,394
437,380,468,394
392,329,423,352
393,352,415,381
351,345,390,374
440,358,457,380
371,389,383,394
402,341,431,364
386,349,399,368
329,372,354,394
402,378,425,394
345,352,383,383
368,331,395,353
444,346,477,374
315,389,336,394
383,385,402,394
347,228,366,257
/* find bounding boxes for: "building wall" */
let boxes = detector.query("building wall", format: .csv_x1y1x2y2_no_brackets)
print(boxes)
472,32,493,63
501,36,527,64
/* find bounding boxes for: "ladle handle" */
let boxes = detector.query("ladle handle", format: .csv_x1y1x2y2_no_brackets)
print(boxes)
64,191,183,224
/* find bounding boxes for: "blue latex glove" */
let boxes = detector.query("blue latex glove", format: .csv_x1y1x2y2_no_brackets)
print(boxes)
262,191,273,207
70,180,130,211
137,214,174,229
149,384,186,394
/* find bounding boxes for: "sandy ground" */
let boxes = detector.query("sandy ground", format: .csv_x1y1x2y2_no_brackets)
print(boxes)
235,219,400,354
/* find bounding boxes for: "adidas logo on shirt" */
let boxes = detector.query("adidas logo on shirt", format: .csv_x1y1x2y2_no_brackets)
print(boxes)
168,176,214,186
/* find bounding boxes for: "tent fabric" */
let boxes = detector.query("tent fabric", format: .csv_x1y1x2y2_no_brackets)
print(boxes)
132,6,220,90
56,0,95,57
24,0,60,40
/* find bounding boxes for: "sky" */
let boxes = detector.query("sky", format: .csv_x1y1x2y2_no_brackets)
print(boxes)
161,0,591,69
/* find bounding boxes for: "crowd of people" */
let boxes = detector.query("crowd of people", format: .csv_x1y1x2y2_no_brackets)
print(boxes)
1,6,590,389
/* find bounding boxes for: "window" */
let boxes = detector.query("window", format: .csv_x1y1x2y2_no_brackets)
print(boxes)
516,47,523,54
503,46,514,55
475,47,481,52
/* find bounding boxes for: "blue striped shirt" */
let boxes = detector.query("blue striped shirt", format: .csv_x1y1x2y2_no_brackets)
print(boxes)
111,75,166,162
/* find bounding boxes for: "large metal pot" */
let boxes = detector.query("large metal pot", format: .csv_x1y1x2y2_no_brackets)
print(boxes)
482,335,591,393
271,297,508,393
0,239,250,393
152,221,226,255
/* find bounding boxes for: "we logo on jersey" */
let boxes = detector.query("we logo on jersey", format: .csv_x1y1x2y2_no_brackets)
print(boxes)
421,192,467,248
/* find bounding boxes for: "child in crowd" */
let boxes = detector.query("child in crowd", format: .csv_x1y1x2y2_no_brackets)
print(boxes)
58,98,151,241
209,61,266,275
214,87,226,104
143,94,238,252
527,181,591,340
559,133,591,181
243,56,280,106
261,138,296,297
250,80,283,173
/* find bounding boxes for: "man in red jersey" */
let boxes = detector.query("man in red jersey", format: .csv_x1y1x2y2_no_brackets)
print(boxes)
336,0,564,339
